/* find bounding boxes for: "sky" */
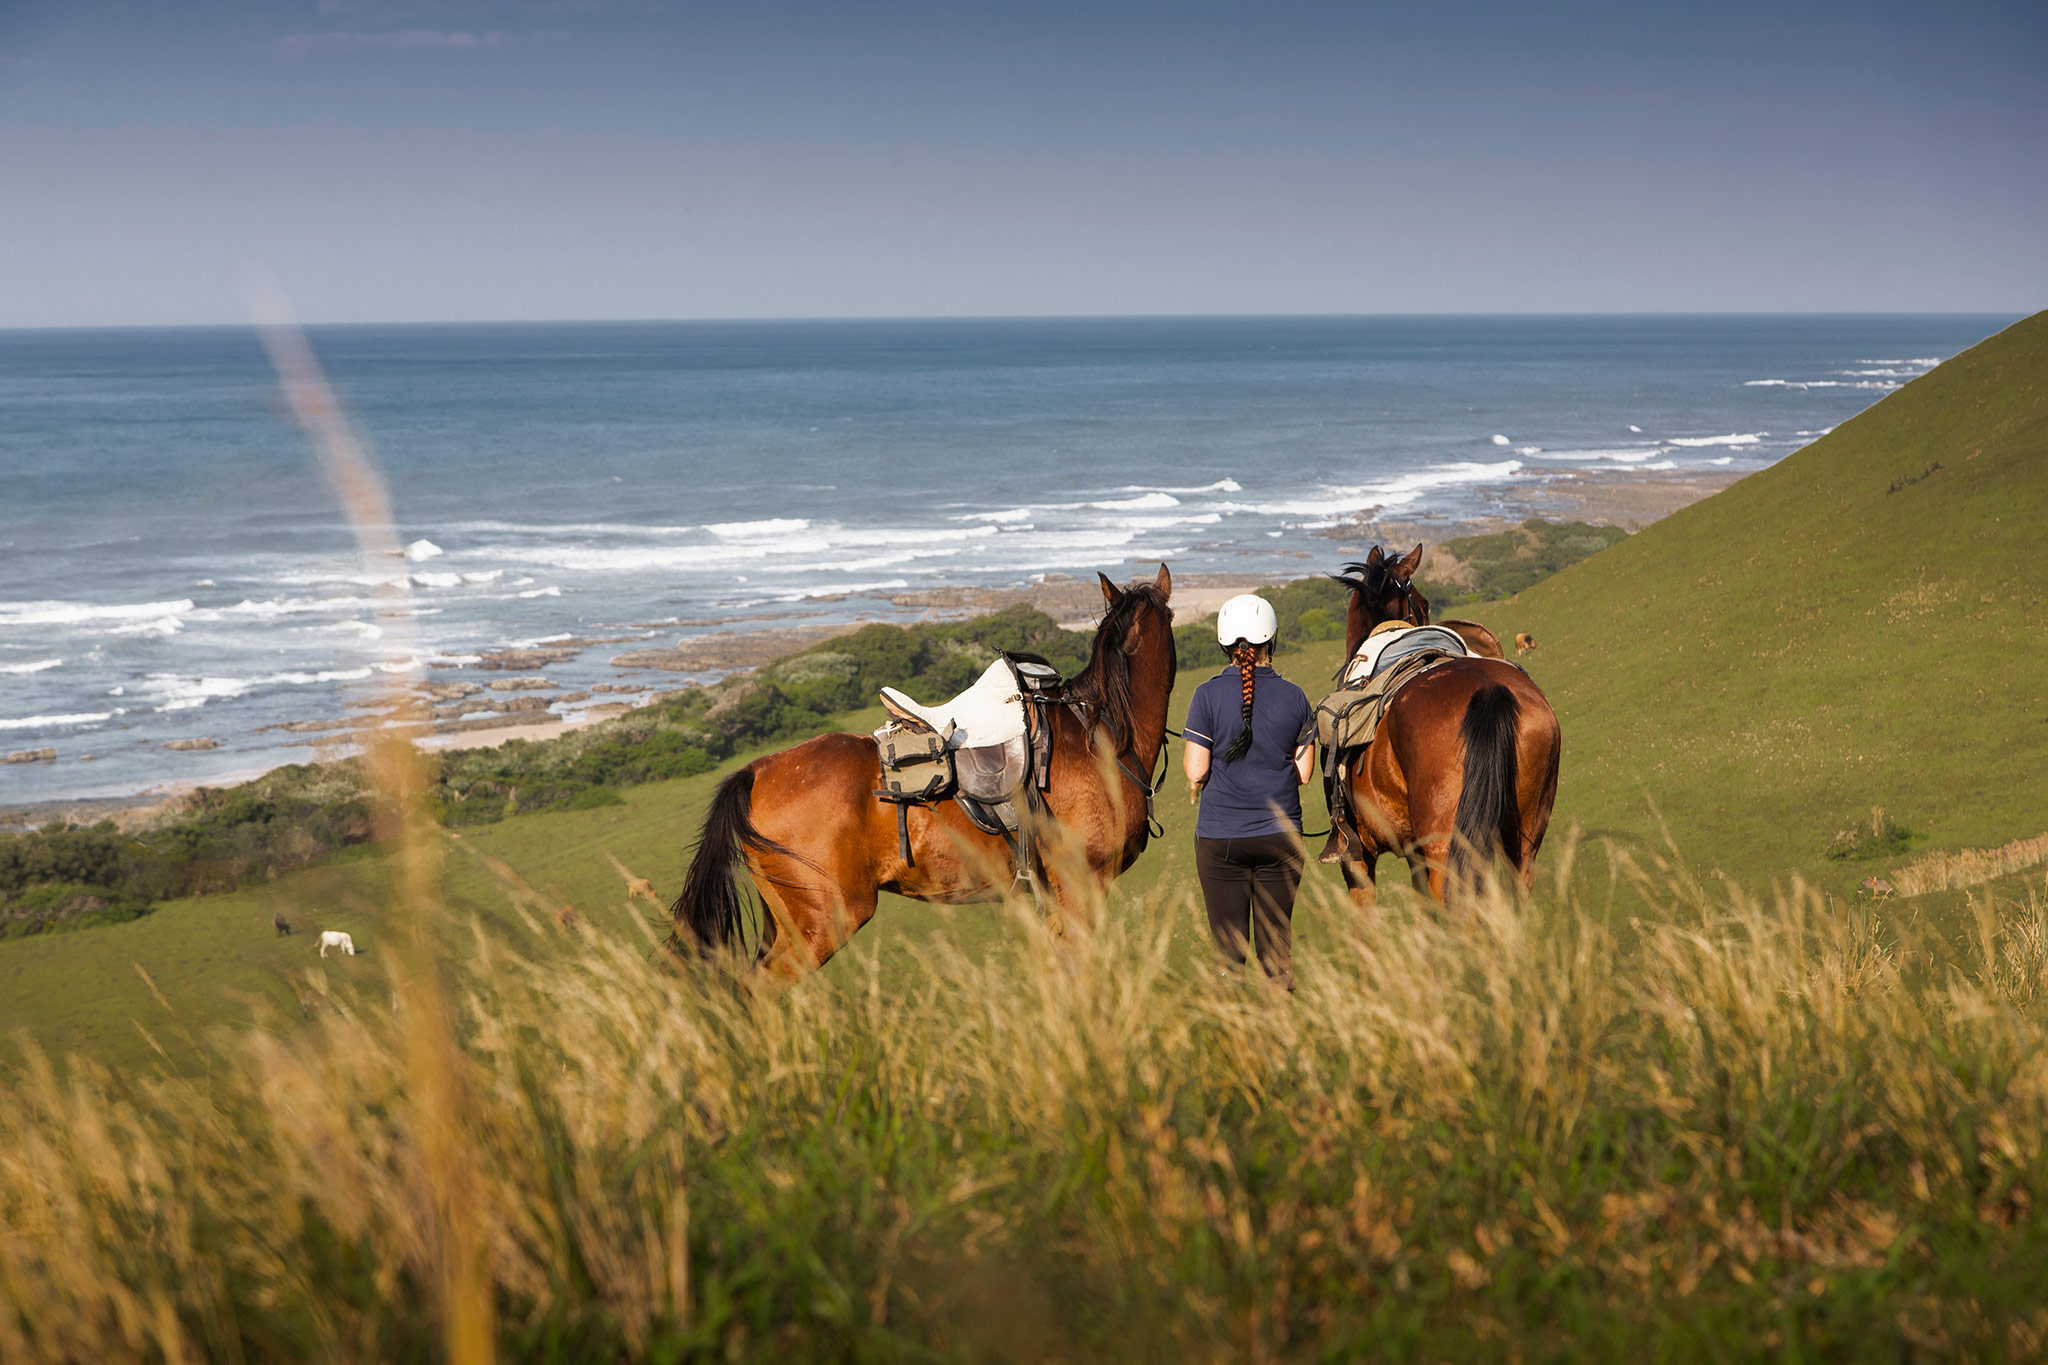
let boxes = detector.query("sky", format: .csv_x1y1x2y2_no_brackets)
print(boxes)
1,0,2043,326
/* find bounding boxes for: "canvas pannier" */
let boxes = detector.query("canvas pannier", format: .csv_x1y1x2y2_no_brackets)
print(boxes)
877,720,956,802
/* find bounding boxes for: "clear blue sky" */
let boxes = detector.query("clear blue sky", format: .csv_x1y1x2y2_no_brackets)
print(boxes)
2,0,2042,325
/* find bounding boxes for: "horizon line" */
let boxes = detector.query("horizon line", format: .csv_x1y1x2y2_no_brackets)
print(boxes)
1,308,2034,334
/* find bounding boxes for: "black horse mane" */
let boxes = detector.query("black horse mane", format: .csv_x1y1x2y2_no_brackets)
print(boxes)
1063,581,1175,751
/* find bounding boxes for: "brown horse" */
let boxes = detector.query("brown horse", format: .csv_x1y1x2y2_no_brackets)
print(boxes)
1340,544,1504,658
1324,556,1561,903
672,565,1177,981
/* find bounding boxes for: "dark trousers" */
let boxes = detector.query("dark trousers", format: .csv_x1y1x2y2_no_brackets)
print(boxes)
1195,832,1305,988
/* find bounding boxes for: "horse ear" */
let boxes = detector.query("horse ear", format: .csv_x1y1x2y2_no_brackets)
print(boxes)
1153,562,1172,598
1097,572,1123,605
1395,544,1424,582
1365,545,1384,568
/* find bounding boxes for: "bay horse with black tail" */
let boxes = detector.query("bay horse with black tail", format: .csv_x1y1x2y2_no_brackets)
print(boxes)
672,565,1176,983
1325,554,1560,903
1341,543,1505,658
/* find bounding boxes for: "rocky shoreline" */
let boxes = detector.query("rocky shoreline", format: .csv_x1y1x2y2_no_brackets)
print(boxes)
4,468,1744,829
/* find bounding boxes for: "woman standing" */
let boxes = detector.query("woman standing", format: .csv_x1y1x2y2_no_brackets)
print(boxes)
1182,595,1315,990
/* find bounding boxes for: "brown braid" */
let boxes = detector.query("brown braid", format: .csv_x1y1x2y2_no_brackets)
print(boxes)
1221,640,1259,763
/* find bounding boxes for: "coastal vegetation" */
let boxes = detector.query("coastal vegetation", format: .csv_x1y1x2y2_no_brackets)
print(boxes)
1428,519,1631,606
1,312,2043,1359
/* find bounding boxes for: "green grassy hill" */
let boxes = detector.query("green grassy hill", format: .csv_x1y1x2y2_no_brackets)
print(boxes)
1491,311,2048,897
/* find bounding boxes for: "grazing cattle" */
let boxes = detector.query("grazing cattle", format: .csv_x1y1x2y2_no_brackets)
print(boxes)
1514,633,1539,656
318,930,358,957
273,913,294,936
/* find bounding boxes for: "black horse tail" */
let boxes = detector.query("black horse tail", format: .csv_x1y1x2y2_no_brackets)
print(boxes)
1450,684,1523,896
670,767,792,956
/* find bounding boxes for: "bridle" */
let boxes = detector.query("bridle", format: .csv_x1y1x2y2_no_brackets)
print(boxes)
1394,574,1430,626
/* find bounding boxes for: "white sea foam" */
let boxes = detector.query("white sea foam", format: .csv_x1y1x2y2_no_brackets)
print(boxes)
777,579,912,600
1628,425,1642,433
0,712,114,730
445,519,701,537
1088,492,1180,511
1115,478,1242,494
1255,460,1524,516
0,658,63,675
0,598,195,628
1526,447,1666,464
954,508,1035,523
1707,456,1735,465
1744,379,1896,391
1118,513,1223,530
411,572,463,588
207,595,376,619
1857,358,1941,366
461,570,504,585
402,539,444,561
1515,446,1542,456
478,522,1002,576
1667,433,1764,448
1642,461,1677,471
704,518,810,539
1490,434,1510,446
112,615,185,636
518,585,562,598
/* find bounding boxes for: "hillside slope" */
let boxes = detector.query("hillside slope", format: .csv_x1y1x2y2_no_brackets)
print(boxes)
1496,311,2048,891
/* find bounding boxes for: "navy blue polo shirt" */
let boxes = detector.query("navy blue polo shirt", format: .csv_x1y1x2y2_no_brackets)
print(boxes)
1183,665,1313,839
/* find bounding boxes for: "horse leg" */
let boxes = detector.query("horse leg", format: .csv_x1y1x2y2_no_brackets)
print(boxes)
748,860,878,987
1411,839,1451,901
1339,855,1379,910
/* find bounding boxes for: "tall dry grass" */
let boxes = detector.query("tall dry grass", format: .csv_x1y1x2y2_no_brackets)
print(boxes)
1894,832,2048,898
4,857,2047,1360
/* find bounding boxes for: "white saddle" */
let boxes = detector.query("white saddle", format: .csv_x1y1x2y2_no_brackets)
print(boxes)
880,658,1028,749
1342,624,1469,686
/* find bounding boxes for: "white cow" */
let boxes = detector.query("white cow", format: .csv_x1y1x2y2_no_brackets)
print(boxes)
318,930,358,957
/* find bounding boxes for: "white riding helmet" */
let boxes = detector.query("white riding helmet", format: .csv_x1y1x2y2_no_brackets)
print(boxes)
1215,593,1279,647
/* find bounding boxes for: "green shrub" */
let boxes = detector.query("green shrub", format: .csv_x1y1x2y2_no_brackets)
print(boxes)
0,881,154,939
1433,518,1630,605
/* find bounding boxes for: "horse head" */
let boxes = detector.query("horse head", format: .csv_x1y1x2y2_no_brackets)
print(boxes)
1079,564,1176,753
1334,544,1428,656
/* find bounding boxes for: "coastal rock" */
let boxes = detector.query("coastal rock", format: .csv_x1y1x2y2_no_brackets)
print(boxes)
473,647,579,671
496,696,553,714
163,738,218,752
421,681,484,701
486,677,555,691
3,748,57,765
553,691,590,704
437,699,501,718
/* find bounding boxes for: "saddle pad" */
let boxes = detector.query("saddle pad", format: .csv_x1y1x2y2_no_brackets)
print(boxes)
879,657,1029,749
1340,624,1469,686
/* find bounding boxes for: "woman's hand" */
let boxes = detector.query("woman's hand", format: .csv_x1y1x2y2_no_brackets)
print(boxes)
1184,740,1211,803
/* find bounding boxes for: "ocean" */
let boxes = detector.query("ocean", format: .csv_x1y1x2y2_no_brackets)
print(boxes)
0,314,2015,804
